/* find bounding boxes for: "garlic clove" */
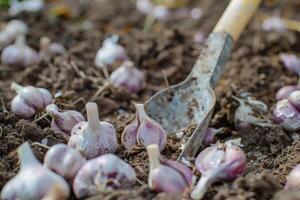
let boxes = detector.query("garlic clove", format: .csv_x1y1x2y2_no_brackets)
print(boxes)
121,116,139,149
135,103,167,151
273,99,300,131
109,61,145,93
1,142,70,200
284,164,300,191
46,104,85,137
68,102,118,159
73,154,136,198
276,85,300,101
11,82,53,118
147,144,193,194
44,144,86,180
1,35,40,68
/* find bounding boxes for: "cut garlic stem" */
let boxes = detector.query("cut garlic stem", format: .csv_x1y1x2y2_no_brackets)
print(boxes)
86,102,100,130
147,144,161,171
18,142,40,169
190,175,212,200
135,103,147,121
15,34,26,47
11,82,24,94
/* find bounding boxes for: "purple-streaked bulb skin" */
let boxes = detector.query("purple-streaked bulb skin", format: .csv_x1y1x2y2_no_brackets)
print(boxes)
135,103,167,152
11,82,53,118
109,61,145,93
288,90,300,111
1,35,40,68
95,35,128,68
68,102,118,159
280,53,300,75
46,104,85,138
147,144,193,194
1,142,70,200
121,116,139,149
273,99,300,131
136,0,153,14
276,85,300,101
284,164,300,191
191,143,246,200
73,154,136,198
44,144,86,180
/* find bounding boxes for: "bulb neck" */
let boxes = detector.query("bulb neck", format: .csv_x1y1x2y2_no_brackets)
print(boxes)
190,175,213,200
146,144,161,171
11,82,24,94
15,34,26,47
135,103,148,122
46,104,60,118
18,142,40,170
86,102,100,131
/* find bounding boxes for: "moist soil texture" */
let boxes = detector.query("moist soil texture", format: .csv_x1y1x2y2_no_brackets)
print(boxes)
1,0,300,199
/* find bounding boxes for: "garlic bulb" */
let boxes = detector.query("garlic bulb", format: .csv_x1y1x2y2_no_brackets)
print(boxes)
9,0,45,16
285,164,300,190
109,61,145,93
11,82,53,118
273,99,300,131
147,144,194,194
68,102,118,159
136,0,153,14
73,154,136,198
46,104,85,137
276,85,300,101
1,142,70,200
121,103,167,151
95,35,128,68
39,37,66,58
0,20,28,49
1,35,40,68
44,143,86,180
191,142,246,199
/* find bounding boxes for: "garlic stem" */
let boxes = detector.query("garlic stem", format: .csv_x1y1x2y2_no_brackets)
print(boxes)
15,34,26,47
17,142,40,170
146,144,161,171
135,103,147,122
86,102,100,130
46,104,60,117
190,175,213,200
11,82,24,94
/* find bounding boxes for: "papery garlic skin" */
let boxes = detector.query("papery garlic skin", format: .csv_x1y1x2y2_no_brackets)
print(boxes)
0,20,28,49
11,82,53,118
95,35,128,68
147,144,193,194
1,35,40,68
44,144,86,180
109,61,145,93
46,104,85,137
73,154,136,198
1,142,70,200
285,164,300,191
68,102,118,159
191,143,246,200
276,85,300,101
273,99,300,131
121,116,139,149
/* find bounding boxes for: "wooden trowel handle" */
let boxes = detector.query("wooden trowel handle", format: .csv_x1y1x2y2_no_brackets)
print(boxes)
213,0,261,41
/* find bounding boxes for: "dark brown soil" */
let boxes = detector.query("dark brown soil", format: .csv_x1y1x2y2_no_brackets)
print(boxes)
1,0,300,199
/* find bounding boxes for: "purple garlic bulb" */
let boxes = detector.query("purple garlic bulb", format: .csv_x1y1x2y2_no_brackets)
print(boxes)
136,0,153,14
46,104,85,138
203,127,224,147
109,61,145,93
1,34,40,68
191,142,246,199
147,144,194,194
121,103,167,151
285,164,300,191
11,82,53,118
95,35,128,68
280,53,300,75
276,85,300,101
68,102,118,159
39,37,66,58
288,90,300,111
44,144,86,180
273,99,300,131
73,154,136,198
1,142,70,200
0,20,28,49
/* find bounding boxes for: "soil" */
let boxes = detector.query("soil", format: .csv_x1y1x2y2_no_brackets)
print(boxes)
1,0,300,199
